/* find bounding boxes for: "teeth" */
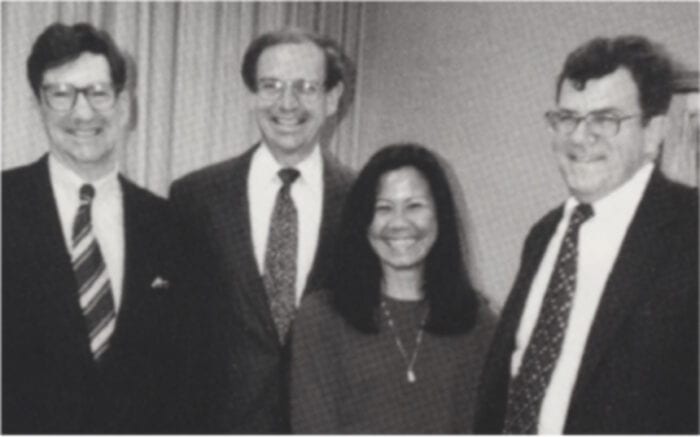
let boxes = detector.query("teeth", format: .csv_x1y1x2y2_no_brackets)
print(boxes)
71,129,100,137
387,238,416,250
273,116,299,124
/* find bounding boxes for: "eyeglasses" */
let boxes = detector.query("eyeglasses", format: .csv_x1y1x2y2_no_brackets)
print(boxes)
41,83,117,112
545,110,642,138
256,78,323,100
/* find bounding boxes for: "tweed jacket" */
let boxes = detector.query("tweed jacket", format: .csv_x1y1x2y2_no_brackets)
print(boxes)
169,144,354,433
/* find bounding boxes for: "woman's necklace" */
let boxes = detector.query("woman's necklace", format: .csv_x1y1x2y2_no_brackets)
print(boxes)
380,298,429,383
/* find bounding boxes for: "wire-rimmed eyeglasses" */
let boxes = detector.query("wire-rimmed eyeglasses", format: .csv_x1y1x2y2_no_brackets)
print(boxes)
256,78,323,100
545,110,641,138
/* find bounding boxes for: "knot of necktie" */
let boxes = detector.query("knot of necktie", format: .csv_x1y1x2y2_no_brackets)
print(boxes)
278,168,300,188
79,184,96,204
570,203,594,228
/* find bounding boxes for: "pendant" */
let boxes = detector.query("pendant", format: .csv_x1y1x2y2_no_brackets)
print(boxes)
407,369,416,383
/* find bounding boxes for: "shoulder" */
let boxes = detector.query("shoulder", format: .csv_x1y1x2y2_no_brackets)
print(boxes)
120,176,169,216
2,157,44,189
637,172,698,251
656,175,697,221
472,298,498,345
120,177,176,233
121,176,166,205
297,289,336,326
170,147,256,198
323,153,355,189
295,289,354,342
519,204,563,253
3,157,49,217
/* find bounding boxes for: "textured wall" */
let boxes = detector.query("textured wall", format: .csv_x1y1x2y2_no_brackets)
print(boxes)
356,2,699,309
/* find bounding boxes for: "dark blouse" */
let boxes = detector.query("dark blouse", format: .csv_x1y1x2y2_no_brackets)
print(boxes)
290,289,496,433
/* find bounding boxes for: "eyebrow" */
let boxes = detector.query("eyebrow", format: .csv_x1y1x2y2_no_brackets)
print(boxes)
557,106,624,116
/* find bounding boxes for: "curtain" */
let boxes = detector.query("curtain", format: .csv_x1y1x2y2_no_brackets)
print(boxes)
1,1,365,195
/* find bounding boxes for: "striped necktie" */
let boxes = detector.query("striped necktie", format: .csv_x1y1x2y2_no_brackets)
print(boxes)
263,168,300,344
503,203,594,433
72,184,116,361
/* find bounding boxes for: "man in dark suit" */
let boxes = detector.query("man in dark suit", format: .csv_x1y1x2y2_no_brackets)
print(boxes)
169,28,355,433
2,23,182,433
475,35,698,434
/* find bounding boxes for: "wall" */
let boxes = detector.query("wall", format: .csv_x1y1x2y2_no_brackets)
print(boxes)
356,2,699,308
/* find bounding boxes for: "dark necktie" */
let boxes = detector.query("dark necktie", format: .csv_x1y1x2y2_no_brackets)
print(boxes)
263,168,300,344
503,203,594,434
72,184,117,361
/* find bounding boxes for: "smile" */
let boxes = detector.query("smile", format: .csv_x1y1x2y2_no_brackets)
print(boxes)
568,152,604,163
385,238,418,250
271,114,308,127
67,128,102,138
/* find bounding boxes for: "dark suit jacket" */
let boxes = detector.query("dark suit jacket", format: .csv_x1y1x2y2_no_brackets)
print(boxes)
475,170,699,434
169,144,354,433
2,155,183,434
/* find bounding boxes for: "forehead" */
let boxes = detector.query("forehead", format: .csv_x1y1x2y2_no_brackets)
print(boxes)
42,52,111,85
256,42,325,80
558,67,640,113
377,166,432,198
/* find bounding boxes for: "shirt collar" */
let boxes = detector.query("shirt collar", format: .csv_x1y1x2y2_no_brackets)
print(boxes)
563,162,654,220
48,154,120,200
252,142,323,194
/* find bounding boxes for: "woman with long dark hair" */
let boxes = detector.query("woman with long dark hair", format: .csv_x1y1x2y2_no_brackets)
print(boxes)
290,143,495,433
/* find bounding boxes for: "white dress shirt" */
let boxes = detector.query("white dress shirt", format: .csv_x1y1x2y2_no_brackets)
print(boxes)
511,162,654,434
248,144,324,306
49,155,125,311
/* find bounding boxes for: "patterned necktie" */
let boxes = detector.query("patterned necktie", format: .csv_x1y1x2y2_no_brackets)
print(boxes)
503,203,594,434
72,184,117,361
263,168,300,344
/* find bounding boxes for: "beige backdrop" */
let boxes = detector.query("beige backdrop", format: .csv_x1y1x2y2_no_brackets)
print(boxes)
2,2,698,309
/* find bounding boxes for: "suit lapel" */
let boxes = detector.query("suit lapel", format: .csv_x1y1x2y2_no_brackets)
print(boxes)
569,171,678,405
210,147,278,337
501,208,563,353
112,177,153,342
477,207,562,432
25,156,94,359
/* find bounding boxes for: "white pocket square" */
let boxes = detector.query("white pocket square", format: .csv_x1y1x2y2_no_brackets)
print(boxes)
150,276,170,290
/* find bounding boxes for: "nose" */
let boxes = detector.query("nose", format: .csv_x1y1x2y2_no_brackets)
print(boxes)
569,117,595,145
385,208,411,230
279,85,300,111
72,92,96,120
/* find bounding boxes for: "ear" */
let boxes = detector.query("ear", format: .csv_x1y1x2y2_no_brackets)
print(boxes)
642,114,667,160
324,82,344,116
247,87,258,112
115,90,132,130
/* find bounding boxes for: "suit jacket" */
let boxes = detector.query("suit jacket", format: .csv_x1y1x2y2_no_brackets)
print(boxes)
169,144,354,433
2,155,183,434
475,170,699,434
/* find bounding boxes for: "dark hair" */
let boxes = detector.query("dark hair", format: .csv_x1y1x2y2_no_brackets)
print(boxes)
27,22,127,99
555,35,674,124
241,27,355,98
331,143,479,336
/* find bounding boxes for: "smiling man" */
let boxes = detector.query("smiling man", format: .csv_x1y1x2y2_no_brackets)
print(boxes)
476,35,698,434
2,23,182,433
169,28,355,432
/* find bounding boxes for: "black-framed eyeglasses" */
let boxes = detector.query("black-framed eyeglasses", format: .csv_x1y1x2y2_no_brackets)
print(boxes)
256,78,323,100
545,110,642,138
41,83,117,112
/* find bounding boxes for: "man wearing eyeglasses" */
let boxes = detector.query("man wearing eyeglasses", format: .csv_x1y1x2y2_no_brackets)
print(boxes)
476,35,698,434
169,28,355,432
3,23,182,433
